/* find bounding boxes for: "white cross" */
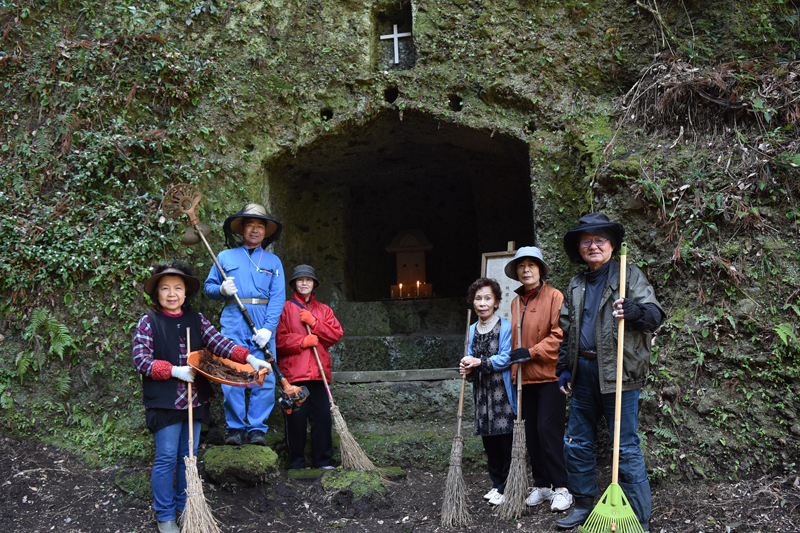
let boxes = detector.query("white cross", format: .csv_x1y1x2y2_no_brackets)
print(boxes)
380,24,412,64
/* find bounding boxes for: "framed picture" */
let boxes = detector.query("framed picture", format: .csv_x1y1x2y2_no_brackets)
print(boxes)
481,250,518,323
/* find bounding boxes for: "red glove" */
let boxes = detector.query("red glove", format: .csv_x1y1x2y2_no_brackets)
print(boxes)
301,334,319,349
299,309,316,327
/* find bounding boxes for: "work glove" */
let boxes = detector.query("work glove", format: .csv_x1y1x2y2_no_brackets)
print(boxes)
299,309,316,327
557,371,571,392
619,298,645,321
172,365,196,383
252,328,272,349
508,347,531,364
301,334,319,349
220,277,238,296
246,354,271,374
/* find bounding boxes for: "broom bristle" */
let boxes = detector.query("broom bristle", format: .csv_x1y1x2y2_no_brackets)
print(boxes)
332,405,376,471
496,419,527,521
440,435,470,528
181,458,221,533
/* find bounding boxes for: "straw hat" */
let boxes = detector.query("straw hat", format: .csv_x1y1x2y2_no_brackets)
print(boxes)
222,203,283,248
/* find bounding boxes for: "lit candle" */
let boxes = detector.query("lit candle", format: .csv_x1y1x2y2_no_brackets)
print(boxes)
399,283,403,299
416,280,420,297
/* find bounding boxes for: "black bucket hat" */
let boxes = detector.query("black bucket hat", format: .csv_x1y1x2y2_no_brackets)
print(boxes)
289,264,319,290
223,203,283,249
144,267,201,297
563,212,625,264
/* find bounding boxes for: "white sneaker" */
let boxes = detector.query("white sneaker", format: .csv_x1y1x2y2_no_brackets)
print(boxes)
526,486,554,506
483,487,499,500
488,492,506,505
550,487,573,512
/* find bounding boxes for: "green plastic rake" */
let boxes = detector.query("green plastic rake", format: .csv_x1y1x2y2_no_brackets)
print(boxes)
579,243,644,533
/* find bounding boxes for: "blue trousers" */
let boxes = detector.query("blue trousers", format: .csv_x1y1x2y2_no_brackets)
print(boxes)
223,337,277,433
564,356,651,522
222,370,277,432
152,419,200,522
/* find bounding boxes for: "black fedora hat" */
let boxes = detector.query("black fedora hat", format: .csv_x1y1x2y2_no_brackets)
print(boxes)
563,213,625,264
223,203,283,249
144,267,201,296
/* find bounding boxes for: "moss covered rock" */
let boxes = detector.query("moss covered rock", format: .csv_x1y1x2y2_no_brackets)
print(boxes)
114,468,152,502
311,468,390,516
202,445,279,489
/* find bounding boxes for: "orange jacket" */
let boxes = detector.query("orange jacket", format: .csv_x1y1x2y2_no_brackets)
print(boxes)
510,282,564,385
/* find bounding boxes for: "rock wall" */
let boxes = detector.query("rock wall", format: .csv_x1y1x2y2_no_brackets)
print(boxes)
0,0,797,482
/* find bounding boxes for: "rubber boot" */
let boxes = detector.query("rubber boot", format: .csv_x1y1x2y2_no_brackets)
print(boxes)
555,496,594,529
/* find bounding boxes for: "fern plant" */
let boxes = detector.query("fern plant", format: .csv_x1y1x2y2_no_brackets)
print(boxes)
19,308,76,380
54,375,72,398
653,423,678,443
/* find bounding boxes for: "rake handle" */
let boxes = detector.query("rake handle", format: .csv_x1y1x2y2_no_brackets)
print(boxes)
455,310,471,439
186,327,195,461
515,297,523,421
612,243,628,486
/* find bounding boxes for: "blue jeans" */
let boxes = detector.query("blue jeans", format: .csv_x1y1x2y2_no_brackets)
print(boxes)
564,357,651,522
152,420,200,522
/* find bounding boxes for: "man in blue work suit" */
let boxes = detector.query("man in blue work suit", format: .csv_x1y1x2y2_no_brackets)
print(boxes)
204,204,285,446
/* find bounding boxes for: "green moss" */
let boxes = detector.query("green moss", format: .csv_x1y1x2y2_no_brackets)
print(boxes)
202,445,279,478
320,468,388,502
114,469,152,501
356,429,485,473
670,307,688,324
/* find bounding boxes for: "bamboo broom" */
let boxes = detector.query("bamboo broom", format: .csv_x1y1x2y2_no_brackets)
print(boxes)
497,297,527,521
305,323,376,471
440,309,472,528
181,328,221,533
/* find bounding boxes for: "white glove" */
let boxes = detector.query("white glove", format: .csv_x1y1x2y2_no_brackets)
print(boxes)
246,354,271,373
171,365,196,383
220,277,238,296
252,328,272,349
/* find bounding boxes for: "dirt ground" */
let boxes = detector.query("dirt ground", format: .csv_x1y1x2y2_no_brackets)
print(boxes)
1,437,798,533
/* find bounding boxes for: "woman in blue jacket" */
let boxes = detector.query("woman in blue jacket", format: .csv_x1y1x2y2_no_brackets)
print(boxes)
460,277,530,506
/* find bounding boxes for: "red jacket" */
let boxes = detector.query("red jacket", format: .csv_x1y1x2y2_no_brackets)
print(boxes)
276,292,343,383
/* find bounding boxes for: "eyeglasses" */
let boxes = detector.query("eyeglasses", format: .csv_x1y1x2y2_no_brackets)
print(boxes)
579,237,609,248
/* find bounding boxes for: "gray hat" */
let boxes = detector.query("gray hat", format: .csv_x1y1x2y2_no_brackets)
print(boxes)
289,264,319,289
504,246,551,280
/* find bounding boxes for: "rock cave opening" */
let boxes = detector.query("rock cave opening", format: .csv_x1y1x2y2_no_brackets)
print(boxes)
267,110,534,304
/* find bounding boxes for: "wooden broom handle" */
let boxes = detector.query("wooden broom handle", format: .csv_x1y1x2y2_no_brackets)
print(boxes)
306,323,334,401
515,297,523,420
456,310,471,439
612,243,628,485
186,327,195,461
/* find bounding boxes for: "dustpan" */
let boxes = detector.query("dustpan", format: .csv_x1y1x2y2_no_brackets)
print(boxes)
188,349,267,387
579,243,644,533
